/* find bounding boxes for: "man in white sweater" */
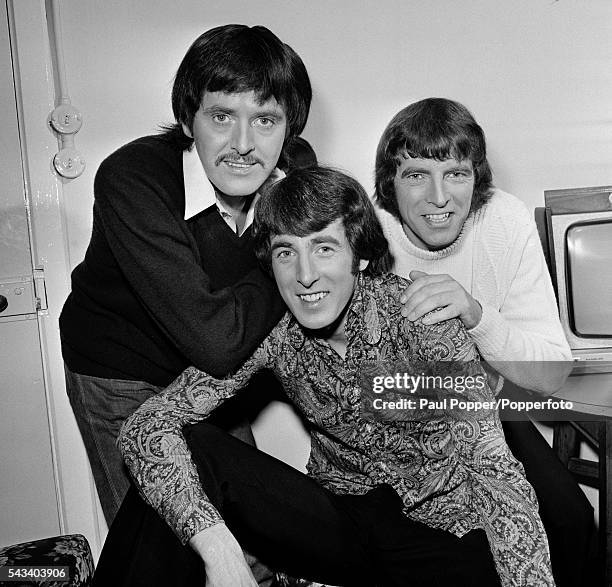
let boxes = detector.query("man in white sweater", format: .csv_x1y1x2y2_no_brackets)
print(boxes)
373,97,593,587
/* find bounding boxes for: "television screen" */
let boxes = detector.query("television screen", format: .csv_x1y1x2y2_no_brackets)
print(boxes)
566,220,612,338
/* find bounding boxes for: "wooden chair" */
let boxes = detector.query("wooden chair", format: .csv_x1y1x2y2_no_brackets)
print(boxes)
553,420,612,585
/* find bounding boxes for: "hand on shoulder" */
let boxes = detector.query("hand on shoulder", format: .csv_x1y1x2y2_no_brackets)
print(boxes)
400,270,482,330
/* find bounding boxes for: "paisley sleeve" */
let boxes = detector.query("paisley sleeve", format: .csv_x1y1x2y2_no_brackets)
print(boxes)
118,332,278,544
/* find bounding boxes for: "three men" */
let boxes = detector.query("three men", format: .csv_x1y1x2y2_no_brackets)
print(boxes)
97,167,552,586
61,20,591,585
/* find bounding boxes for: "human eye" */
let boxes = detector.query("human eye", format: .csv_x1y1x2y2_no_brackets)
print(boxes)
211,112,230,125
254,117,275,129
316,244,335,256
274,248,294,261
404,172,425,184
446,168,473,182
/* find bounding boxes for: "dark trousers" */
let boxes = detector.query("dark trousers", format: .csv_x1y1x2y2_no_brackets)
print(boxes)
64,365,162,523
94,423,500,587
502,420,595,587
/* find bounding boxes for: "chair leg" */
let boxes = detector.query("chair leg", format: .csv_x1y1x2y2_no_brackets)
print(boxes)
553,422,579,466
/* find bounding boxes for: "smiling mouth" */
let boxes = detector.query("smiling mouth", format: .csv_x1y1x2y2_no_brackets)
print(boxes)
223,160,257,170
298,292,329,302
423,212,451,223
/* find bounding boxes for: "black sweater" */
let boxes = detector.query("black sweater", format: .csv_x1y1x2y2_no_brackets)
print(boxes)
60,132,285,387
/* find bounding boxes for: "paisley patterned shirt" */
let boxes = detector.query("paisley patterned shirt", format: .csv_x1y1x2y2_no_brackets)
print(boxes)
119,272,553,587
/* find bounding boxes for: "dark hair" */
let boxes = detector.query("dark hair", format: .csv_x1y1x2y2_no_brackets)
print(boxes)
278,136,317,173
171,25,311,151
375,98,493,219
253,166,392,276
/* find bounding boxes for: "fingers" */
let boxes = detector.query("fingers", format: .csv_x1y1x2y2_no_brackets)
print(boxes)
420,305,459,325
398,272,482,328
401,276,463,320
408,269,429,281
399,273,451,309
407,293,463,324
400,276,482,329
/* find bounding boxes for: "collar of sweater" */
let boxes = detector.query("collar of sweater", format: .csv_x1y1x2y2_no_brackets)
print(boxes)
380,207,475,261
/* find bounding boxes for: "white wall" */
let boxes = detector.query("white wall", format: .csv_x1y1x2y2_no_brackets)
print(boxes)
57,0,612,264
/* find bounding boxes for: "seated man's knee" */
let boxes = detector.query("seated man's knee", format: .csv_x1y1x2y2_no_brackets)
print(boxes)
184,421,223,447
455,530,501,587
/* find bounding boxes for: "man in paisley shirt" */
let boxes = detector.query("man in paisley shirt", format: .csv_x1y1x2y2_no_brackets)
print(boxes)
94,167,553,587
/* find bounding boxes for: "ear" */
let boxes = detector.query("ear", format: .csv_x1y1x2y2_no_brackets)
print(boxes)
181,123,193,139
358,259,369,272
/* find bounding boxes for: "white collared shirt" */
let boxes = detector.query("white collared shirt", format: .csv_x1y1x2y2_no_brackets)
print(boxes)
183,148,283,236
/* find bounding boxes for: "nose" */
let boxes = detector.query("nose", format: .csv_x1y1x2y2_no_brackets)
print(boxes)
231,120,254,156
427,178,450,207
296,254,319,288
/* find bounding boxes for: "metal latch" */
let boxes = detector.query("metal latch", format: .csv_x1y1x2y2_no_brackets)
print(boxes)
34,269,48,312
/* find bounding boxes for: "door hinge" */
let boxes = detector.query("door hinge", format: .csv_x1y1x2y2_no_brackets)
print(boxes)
34,269,48,312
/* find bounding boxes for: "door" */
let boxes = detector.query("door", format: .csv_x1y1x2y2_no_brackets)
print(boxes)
0,1,61,545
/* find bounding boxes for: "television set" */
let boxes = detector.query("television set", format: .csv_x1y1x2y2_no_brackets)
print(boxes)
542,185,612,370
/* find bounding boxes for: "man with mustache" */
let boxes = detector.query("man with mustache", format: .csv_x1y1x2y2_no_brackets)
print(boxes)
59,24,311,535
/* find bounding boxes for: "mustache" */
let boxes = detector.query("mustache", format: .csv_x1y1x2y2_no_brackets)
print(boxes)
215,153,262,166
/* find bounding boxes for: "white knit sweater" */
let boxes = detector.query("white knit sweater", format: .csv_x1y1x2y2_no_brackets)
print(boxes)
377,188,571,393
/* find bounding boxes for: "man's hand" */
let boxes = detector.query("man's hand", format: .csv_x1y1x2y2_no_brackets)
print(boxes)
189,524,257,587
400,270,483,329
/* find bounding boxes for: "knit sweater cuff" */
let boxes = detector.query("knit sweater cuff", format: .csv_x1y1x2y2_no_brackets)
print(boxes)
466,303,510,361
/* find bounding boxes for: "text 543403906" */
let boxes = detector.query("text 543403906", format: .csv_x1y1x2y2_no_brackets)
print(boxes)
0,566,69,582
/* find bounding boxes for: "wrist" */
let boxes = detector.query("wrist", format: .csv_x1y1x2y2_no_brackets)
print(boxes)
464,299,483,330
189,523,227,559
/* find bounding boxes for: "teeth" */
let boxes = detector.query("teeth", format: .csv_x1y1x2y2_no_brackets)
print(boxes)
299,292,328,302
424,213,450,223
225,161,253,168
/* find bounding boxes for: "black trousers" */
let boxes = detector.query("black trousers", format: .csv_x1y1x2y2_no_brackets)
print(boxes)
93,422,500,587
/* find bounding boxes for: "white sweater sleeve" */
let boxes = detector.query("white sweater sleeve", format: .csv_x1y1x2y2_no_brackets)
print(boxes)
467,205,571,393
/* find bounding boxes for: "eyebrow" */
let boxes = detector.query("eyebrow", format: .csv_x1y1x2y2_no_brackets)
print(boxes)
201,106,285,119
255,108,285,119
400,162,473,179
271,239,294,252
201,105,234,115
309,235,342,246
270,234,343,251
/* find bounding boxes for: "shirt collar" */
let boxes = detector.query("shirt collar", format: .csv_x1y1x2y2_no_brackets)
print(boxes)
215,192,261,237
183,147,216,220
183,147,285,221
